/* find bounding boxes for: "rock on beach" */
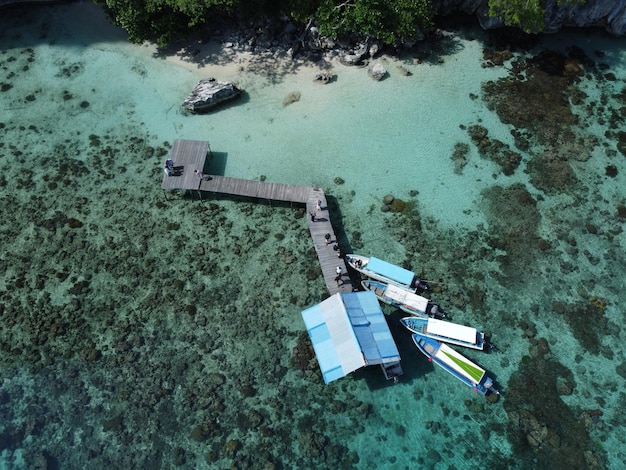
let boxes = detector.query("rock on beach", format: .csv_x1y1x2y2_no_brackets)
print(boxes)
182,77,242,113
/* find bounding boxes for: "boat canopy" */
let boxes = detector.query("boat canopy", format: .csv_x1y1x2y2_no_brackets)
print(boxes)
385,284,429,313
367,257,415,286
434,341,486,386
301,291,401,383
426,318,477,345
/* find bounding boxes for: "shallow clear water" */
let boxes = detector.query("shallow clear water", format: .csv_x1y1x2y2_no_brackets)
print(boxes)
1,3,625,469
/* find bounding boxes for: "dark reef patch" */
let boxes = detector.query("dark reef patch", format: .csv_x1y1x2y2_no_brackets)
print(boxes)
480,49,594,194
467,124,521,175
504,333,606,469
526,148,578,194
552,300,608,355
480,183,543,285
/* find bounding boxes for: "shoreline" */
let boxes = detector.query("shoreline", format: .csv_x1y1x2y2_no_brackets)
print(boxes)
9,1,428,84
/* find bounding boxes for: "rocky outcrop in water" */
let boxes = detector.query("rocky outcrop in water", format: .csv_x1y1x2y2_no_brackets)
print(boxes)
182,78,242,113
368,63,387,81
434,0,626,35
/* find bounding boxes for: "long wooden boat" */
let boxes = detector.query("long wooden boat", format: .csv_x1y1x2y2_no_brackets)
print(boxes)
412,333,499,396
400,316,485,350
346,254,428,292
361,279,445,319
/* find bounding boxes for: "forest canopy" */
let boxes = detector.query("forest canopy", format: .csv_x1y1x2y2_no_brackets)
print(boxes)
96,0,583,46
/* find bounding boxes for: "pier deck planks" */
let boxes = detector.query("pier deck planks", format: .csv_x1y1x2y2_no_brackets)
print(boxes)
163,140,352,295
161,139,210,191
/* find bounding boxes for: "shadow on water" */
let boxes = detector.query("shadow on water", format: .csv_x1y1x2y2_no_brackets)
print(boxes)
205,150,228,176
0,3,130,47
354,308,434,391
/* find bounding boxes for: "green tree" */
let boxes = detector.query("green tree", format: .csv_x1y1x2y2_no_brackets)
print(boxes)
97,0,236,45
315,0,434,45
97,0,435,46
488,0,585,33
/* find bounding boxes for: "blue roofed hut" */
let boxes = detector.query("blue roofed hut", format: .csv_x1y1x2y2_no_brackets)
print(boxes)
300,291,403,383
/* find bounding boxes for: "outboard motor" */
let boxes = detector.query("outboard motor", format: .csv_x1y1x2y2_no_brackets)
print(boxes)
412,277,429,294
485,336,498,353
427,303,446,320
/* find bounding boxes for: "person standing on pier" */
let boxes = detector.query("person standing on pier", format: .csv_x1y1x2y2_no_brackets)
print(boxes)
309,211,316,222
164,160,173,177
316,199,322,211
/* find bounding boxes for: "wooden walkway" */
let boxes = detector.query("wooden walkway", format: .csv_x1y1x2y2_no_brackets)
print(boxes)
198,176,313,203
161,139,211,191
305,188,353,295
162,139,352,296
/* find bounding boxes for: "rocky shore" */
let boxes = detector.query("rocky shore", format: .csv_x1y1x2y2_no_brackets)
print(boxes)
2,0,625,38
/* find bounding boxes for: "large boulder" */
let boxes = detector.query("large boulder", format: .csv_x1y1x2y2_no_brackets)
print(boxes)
182,78,242,113
339,44,368,66
368,63,387,81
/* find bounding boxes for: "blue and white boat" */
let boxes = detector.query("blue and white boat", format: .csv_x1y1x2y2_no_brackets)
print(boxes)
361,279,445,319
346,254,429,292
412,333,499,396
401,316,485,350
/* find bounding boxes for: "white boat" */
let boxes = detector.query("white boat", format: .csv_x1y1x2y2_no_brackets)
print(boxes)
400,316,485,350
412,333,499,396
361,279,445,319
346,254,428,292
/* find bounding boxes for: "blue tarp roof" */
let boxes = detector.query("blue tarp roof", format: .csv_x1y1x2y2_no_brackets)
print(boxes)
301,291,401,383
368,257,414,286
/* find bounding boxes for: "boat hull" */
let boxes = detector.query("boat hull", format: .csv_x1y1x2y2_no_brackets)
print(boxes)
346,254,427,292
412,333,497,396
400,316,484,350
362,279,444,319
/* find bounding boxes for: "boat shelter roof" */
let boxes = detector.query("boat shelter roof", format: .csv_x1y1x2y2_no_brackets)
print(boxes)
368,257,415,286
301,291,401,383
426,318,477,345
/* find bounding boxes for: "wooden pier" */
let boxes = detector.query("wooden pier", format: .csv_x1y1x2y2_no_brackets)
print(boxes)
162,139,352,295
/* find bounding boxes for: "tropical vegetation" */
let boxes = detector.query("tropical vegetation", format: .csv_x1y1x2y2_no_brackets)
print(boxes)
95,0,585,46
488,0,585,33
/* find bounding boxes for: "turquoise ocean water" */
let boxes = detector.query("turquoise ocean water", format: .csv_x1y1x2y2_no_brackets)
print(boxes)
1,3,625,469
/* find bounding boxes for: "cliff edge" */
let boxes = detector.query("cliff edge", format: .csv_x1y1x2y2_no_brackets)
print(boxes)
435,0,626,35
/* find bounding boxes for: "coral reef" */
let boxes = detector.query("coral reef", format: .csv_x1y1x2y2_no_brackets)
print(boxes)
480,183,543,286
481,48,596,194
467,124,521,176
504,332,606,470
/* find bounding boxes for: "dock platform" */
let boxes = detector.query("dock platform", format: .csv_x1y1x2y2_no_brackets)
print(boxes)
162,139,352,295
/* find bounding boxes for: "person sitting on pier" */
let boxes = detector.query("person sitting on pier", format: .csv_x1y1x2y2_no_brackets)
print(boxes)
165,159,174,170
163,161,172,177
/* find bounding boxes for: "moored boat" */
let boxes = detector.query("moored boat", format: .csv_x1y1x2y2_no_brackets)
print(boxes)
361,279,445,319
400,316,485,350
346,254,428,292
412,333,499,396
